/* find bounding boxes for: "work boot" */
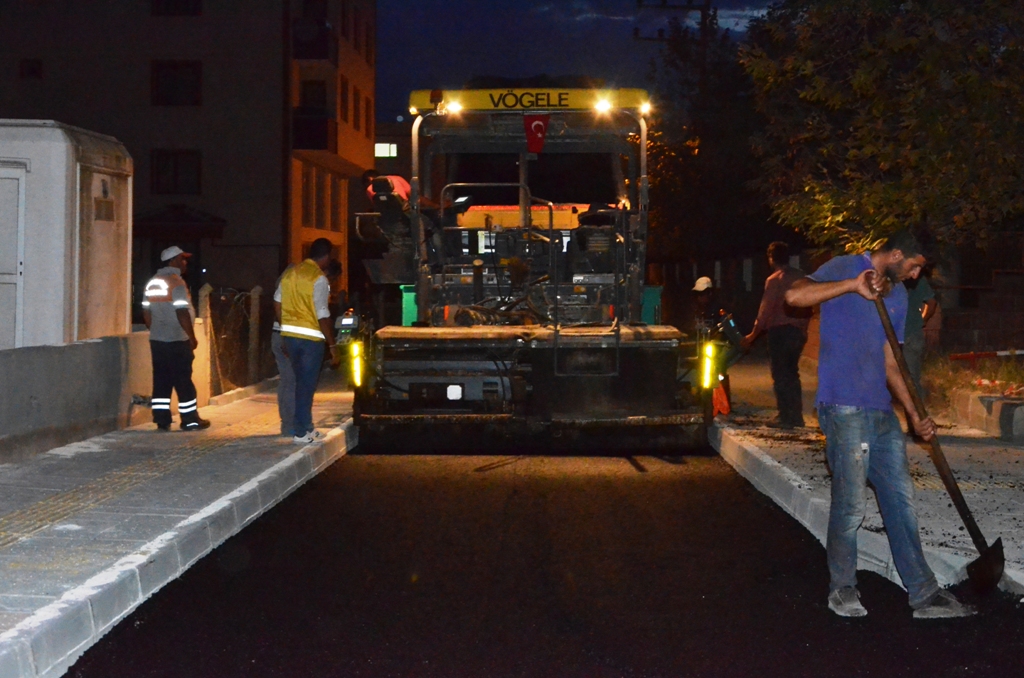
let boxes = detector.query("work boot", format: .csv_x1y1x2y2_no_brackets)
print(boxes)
828,587,868,617
912,590,976,619
181,417,211,432
766,416,796,430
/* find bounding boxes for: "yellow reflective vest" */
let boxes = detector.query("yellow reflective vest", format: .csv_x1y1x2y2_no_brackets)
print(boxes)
279,259,325,341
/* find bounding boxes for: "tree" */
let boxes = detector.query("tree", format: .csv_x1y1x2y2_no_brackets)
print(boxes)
646,12,783,261
741,0,1024,251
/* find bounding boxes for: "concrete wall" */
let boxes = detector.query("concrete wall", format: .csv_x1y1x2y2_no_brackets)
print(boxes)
0,319,210,461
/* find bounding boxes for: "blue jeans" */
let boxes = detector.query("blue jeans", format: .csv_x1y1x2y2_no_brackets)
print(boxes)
283,336,324,437
271,331,296,436
819,404,939,608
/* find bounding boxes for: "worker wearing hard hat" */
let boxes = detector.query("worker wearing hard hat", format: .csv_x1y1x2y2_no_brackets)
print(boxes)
142,246,211,432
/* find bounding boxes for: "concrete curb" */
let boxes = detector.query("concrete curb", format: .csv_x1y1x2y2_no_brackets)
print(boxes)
711,423,1024,595
207,376,280,407
950,389,1024,442
0,420,356,678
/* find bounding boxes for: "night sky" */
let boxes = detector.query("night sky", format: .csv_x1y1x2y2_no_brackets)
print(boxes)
375,0,771,121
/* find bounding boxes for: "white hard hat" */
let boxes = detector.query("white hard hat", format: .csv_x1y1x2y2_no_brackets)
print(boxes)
692,276,713,292
160,245,192,262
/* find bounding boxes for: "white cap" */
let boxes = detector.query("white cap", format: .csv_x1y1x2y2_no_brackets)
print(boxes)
160,245,191,262
692,276,712,292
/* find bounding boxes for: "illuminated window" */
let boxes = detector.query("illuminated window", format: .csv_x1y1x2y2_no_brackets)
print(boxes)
374,143,397,158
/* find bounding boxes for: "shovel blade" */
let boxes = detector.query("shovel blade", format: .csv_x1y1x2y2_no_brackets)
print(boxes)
966,537,1005,595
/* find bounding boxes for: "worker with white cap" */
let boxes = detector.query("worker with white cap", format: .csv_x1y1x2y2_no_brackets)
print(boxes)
692,276,722,332
142,245,210,432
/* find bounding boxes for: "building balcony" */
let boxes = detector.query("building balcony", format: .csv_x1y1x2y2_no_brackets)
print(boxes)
292,18,338,65
293,111,338,153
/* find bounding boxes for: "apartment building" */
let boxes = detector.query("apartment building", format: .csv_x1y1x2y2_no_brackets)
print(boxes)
0,0,376,306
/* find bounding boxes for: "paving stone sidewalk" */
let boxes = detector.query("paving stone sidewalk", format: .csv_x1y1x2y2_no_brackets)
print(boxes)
717,357,1024,594
0,375,355,678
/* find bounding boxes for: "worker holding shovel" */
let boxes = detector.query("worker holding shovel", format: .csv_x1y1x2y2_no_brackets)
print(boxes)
786,229,977,619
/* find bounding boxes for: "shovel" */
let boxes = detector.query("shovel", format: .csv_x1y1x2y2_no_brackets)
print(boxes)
874,296,1004,594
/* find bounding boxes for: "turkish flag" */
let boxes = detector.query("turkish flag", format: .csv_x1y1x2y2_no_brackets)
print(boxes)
524,114,551,153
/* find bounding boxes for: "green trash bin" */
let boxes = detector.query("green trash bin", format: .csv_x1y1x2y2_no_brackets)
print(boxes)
400,285,417,326
642,286,662,324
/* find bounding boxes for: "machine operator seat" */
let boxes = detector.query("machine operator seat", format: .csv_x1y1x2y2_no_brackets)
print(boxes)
371,176,411,238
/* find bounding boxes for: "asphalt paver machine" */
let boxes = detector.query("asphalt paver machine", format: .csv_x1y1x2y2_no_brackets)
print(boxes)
351,87,716,452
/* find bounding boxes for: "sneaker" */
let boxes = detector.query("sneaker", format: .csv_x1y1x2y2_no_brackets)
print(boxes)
292,430,324,444
913,590,977,619
181,418,211,432
828,587,868,617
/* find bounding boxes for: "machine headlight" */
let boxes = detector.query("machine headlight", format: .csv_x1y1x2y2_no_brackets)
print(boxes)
702,342,715,390
350,341,363,388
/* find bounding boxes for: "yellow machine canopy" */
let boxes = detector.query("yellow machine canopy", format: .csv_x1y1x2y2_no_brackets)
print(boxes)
409,88,651,114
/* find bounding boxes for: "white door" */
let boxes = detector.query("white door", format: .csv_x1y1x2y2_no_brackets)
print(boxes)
0,167,26,350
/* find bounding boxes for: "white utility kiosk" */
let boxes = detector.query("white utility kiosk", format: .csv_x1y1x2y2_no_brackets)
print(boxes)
0,120,133,348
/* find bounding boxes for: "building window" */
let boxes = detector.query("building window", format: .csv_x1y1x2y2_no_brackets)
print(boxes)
339,76,349,122
364,97,372,139
18,59,43,79
353,7,362,52
352,87,361,131
301,164,314,226
300,79,328,113
330,175,344,232
151,61,202,106
151,0,202,15
315,168,327,230
151,150,202,195
374,143,398,158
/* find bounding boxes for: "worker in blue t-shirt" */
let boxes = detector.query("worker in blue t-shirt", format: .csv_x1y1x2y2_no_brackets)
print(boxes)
785,229,974,620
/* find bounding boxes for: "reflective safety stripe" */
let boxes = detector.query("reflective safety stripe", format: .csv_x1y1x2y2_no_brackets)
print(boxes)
144,280,170,297
152,404,171,410
151,398,171,403
172,300,190,307
280,324,325,340
178,398,196,407
179,405,198,413
142,301,151,307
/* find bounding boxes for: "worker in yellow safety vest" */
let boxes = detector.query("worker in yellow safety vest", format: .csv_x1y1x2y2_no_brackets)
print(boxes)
274,238,340,444
142,246,210,431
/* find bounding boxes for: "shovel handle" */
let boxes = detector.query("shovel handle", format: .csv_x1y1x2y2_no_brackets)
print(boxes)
873,296,991,553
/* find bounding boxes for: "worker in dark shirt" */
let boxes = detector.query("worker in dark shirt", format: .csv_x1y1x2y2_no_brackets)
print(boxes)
741,242,812,428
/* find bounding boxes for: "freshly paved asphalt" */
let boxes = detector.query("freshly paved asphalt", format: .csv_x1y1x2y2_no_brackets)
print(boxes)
67,452,1023,678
